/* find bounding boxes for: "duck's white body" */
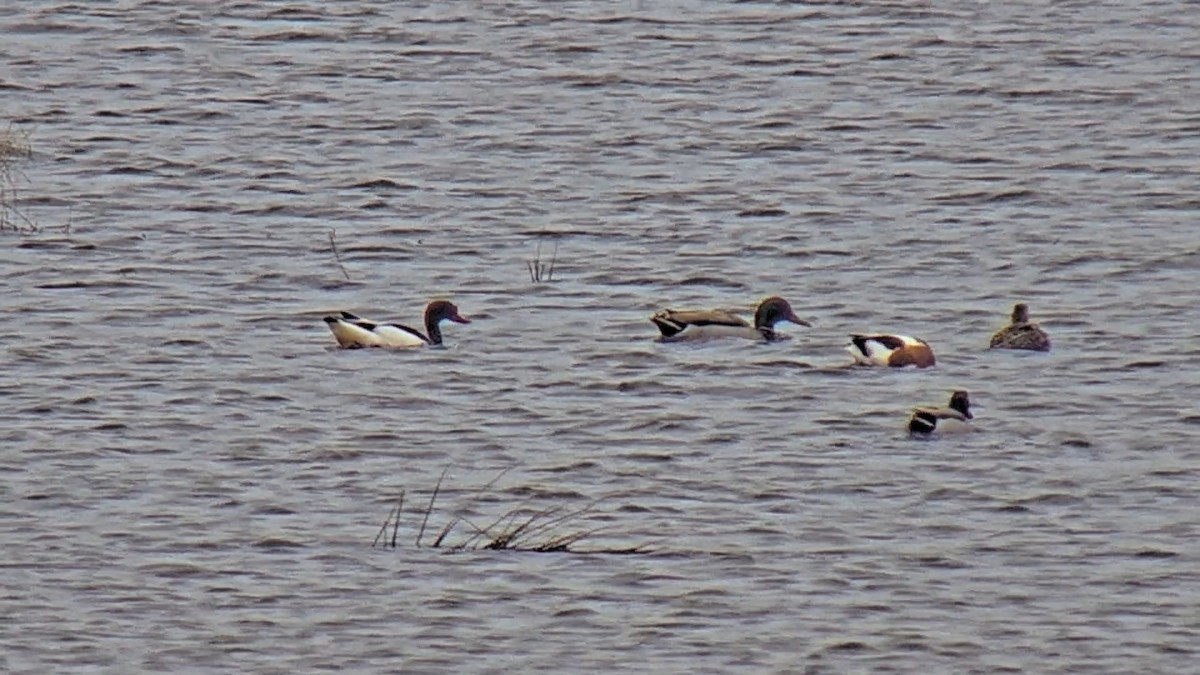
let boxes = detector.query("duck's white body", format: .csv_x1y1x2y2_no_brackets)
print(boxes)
848,334,935,368
325,313,428,348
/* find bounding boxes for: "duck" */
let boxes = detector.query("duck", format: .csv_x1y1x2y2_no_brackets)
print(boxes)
907,390,975,437
989,303,1050,352
847,334,935,368
323,300,470,349
650,296,812,342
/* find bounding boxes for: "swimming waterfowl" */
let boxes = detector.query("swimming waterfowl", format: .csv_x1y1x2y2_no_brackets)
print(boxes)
847,334,935,368
989,303,1051,352
323,300,470,348
650,296,812,342
907,390,974,437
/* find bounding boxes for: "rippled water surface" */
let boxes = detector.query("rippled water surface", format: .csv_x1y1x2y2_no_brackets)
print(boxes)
3,1,1199,672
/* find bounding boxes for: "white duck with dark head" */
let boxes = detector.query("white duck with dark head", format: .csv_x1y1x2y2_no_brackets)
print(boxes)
323,300,470,348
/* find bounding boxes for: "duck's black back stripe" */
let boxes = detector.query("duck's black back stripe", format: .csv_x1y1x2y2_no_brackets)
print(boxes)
851,334,906,352
650,316,684,337
908,410,937,435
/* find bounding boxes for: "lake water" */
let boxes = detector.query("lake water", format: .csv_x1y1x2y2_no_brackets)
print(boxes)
2,1,1199,672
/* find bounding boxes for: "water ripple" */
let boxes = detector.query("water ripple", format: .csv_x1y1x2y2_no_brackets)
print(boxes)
2,1,1199,673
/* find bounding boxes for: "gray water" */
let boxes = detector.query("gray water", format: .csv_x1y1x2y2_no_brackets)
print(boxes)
2,1,1199,673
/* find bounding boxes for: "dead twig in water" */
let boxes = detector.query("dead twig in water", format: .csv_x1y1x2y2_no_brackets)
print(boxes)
484,505,560,550
328,229,351,280
390,490,404,548
0,125,37,234
374,467,649,554
504,500,598,549
431,465,515,548
527,235,559,283
415,466,448,547
371,490,405,549
431,516,460,549
451,503,540,552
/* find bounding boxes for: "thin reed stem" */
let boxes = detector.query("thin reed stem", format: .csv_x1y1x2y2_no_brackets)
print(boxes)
415,466,448,547
371,507,392,548
527,234,561,283
328,229,351,280
389,490,404,548
373,466,646,554
431,517,459,548
546,239,558,281
371,491,404,549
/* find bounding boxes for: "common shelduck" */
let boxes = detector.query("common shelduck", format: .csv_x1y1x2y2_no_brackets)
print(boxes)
847,334,935,368
323,300,469,349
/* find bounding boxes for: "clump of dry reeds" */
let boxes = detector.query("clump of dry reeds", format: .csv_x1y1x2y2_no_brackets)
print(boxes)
372,467,646,554
527,235,558,283
0,125,36,234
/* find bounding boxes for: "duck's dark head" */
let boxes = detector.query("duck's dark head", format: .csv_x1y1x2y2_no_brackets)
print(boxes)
426,300,470,325
1011,303,1030,324
755,296,812,329
948,390,973,419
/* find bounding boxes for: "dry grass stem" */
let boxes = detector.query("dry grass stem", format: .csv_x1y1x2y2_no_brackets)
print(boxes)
527,236,559,283
328,229,351,280
390,490,404,548
449,507,532,552
415,466,448,547
431,517,460,548
507,501,597,547
371,490,405,549
1,125,37,234
374,467,647,554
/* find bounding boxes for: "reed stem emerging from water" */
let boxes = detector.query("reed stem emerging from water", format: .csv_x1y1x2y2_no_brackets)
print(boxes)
527,235,558,283
372,466,646,554
0,125,36,234
328,229,351,280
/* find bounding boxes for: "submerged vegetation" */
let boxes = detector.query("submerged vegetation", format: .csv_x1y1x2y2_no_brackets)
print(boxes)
0,125,71,236
372,467,647,554
527,234,559,283
0,125,35,234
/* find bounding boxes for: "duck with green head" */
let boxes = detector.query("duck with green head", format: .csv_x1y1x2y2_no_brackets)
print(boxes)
907,390,975,437
651,296,812,343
